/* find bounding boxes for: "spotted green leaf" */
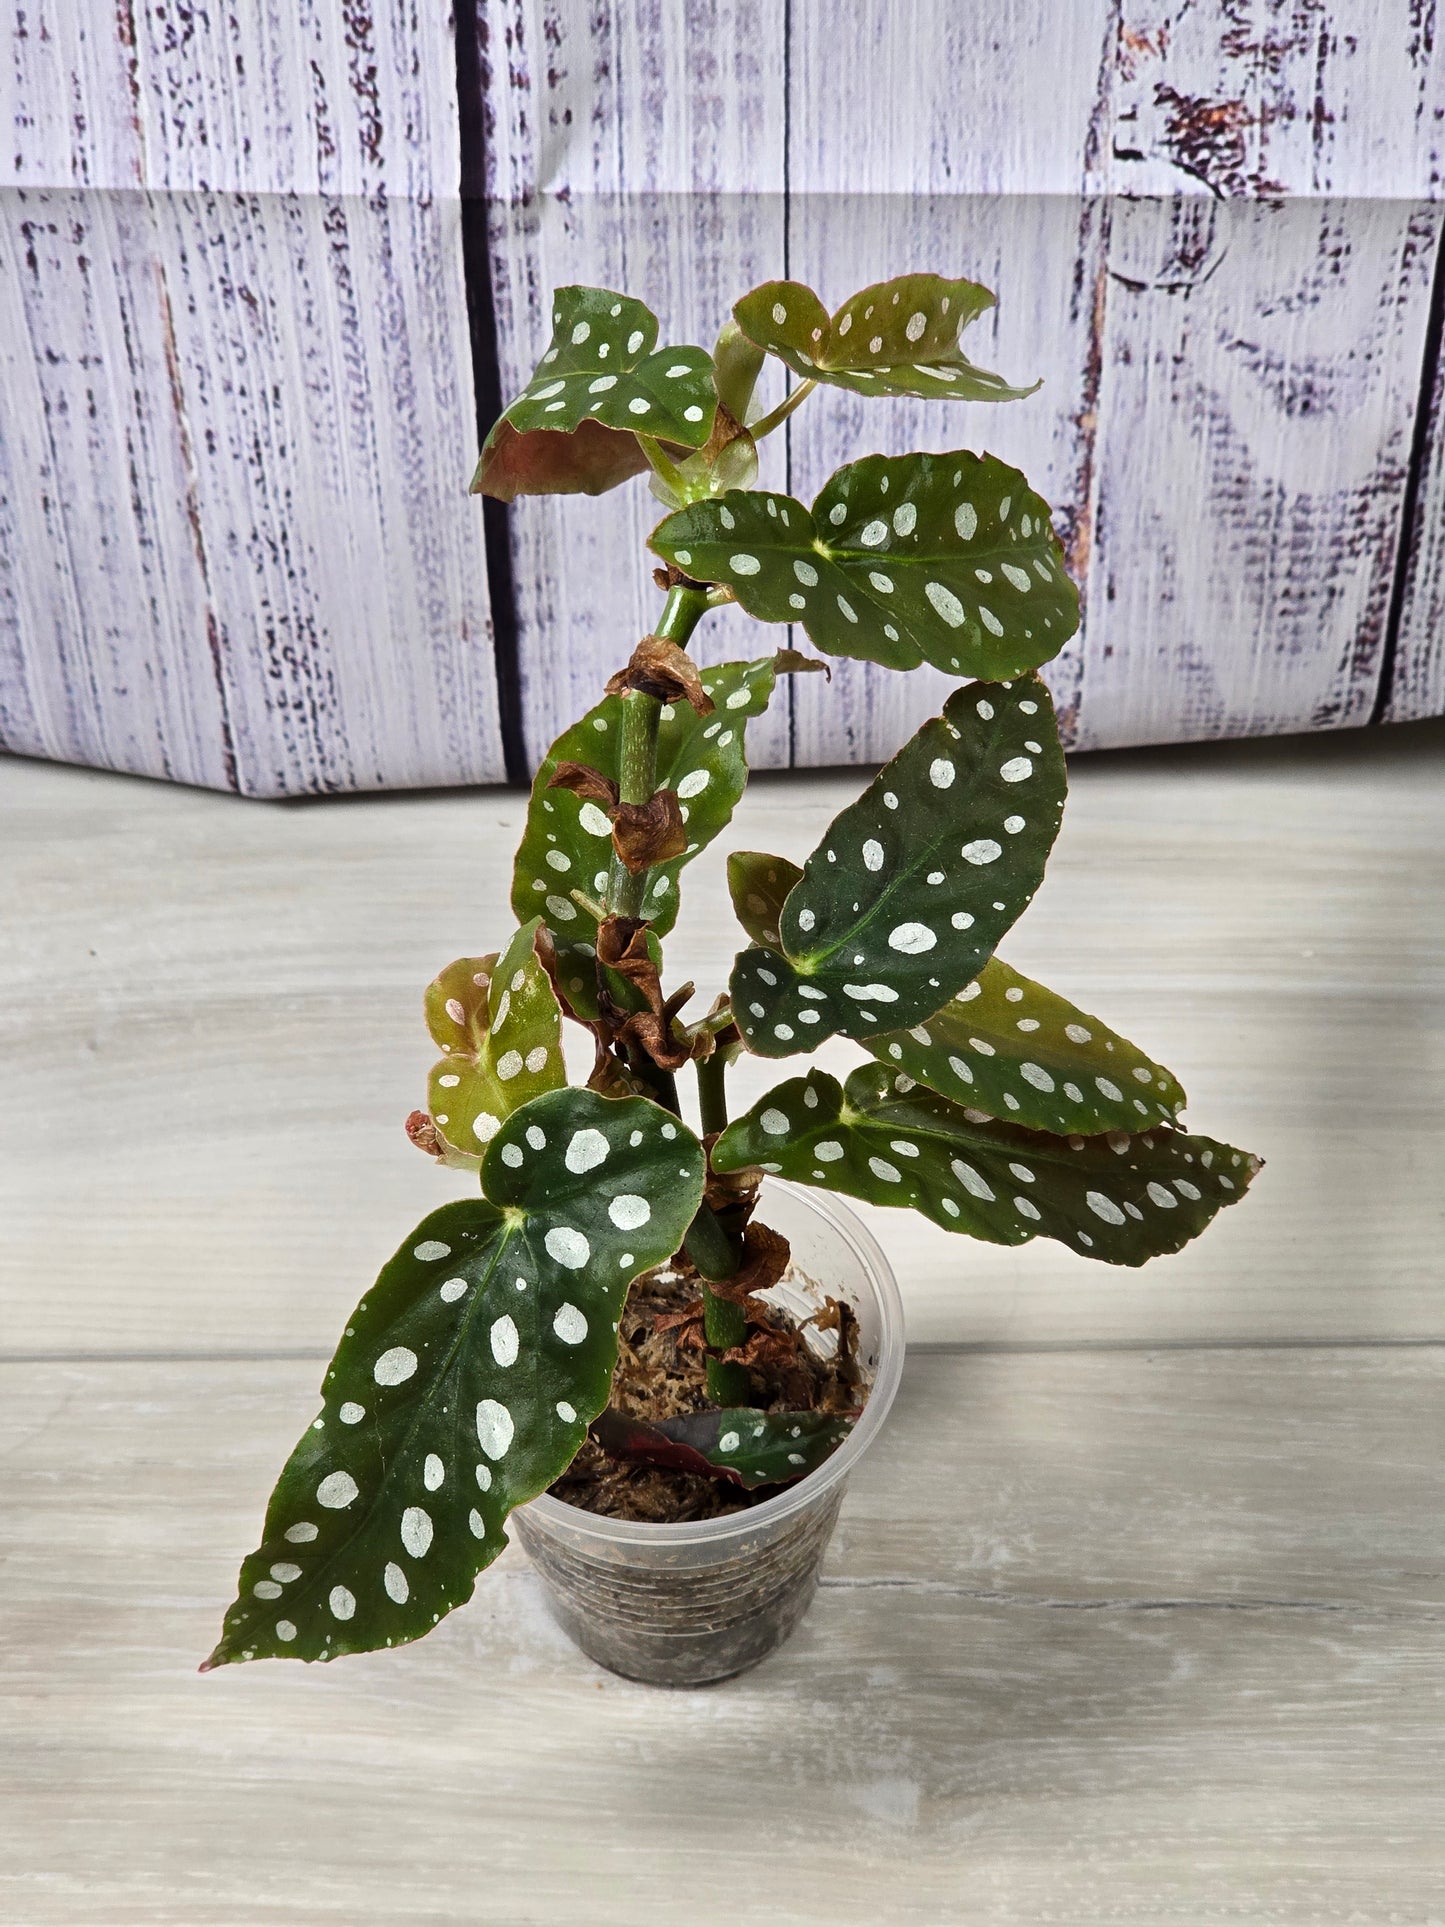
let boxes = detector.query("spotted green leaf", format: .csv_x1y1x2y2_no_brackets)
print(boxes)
425,919,565,1166
513,656,784,1014
472,287,717,502
727,849,801,950
869,958,1186,1136
733,274,1039,403
715,1066,1259,1268
592,1404,854,1490
205,1090,706,1668
424,953,497,1052
730,678,1065,1057
651,452,1075,679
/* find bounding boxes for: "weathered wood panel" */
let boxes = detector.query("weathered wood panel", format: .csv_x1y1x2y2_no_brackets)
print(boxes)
480,0,792,772
786,0,1445,764
1383,214,1445,722
0,3,504,794
3,1351,1442,1922
6,1,1445,792
5,717,1442,1356
1076,193,1442,749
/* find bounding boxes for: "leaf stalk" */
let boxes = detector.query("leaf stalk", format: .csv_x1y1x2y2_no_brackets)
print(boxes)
749,377,816,441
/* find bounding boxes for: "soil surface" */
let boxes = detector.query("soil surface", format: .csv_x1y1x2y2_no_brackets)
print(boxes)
548,1246,866,1523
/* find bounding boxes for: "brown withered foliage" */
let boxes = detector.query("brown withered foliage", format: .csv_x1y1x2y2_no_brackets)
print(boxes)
605,634,714,714
549,757,686,874
610,790,688,872
546,760,618,809
700,1221,792,1306
771,645,830,680
404,1110,445,1158
595,915,692,1070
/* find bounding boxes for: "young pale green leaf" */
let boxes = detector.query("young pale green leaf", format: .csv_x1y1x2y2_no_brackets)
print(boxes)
591,1404,854,1490
711,318,766,425
473,287,717,501
868,957,1186,1135
730,677,1066,1057
425,919,565,1165
513,655,783,1014
424,954,497,1054
715,1066,1259,1268
727,850,802,949
205,1090,706,1669
651,451,1076,679
733,274,1039,403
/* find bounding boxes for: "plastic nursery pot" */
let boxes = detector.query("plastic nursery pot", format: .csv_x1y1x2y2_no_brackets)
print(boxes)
512,1182,904,1687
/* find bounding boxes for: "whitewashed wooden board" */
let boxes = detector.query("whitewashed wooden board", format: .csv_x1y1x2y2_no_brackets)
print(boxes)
2,1349,1441,1923
0,2,504,794
1385,237,1445,723
784,0,1445,762
5,718,1442,1358
5,0,1445,791
479,0,795,772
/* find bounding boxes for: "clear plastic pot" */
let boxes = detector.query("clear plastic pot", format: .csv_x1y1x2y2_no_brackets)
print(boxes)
513,1183,904,1687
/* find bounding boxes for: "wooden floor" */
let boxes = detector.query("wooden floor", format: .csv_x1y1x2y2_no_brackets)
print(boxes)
3,721,1444,1923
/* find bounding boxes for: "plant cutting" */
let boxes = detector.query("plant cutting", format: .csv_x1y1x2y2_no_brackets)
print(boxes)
206,272,1260,1683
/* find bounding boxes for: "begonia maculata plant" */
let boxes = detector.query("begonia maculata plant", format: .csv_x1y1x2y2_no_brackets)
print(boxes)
206,272,1260,1670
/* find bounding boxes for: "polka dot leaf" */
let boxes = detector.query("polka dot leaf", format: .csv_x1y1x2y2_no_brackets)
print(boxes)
649,450,1075,680
867,956,1187,1136
424,917,565,1167
713,1065,1261,1269
423,951,498,1055
204,1089,706,1669
726,849,802,951
473,286,717,501
592,1404,855,1491
513,655,784,1016
729,677,1066,1056
733,273,1040,403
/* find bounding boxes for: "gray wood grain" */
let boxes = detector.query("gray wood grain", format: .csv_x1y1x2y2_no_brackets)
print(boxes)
4,718,1442,1356
480,0,793,772
787,1,1445,765
0,4,504,794
2,1349,1440,1924
7,2,1445,792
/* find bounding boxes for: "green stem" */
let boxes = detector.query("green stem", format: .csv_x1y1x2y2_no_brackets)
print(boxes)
636,434,688,499
702,1285,747,1350
696,1049,729,1139
749,377,816,441
605,583,713,919
684,1203,739,1282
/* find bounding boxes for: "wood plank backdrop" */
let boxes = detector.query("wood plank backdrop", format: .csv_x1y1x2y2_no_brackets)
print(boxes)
2,2,1443,794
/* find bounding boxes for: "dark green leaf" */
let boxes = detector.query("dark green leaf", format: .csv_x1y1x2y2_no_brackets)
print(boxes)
714,1065,1260,1268
730,677,1065,1056
206,1090,706,1668
592,1404,854,1490
473,287,717,501
727,850,801,950
868,957,1186,1135
733,274,1039,403
651,452,1076,679
425,919,566,1165
513,656,784,1014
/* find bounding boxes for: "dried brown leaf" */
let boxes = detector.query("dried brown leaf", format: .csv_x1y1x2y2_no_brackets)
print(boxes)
611,790,688,872
547,760,619,809
605,635,715,714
